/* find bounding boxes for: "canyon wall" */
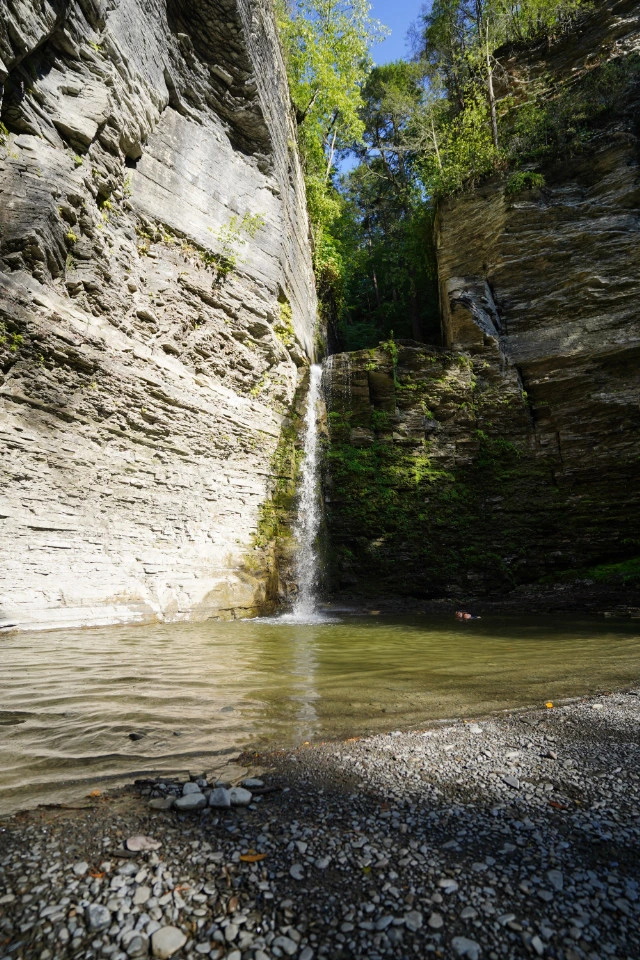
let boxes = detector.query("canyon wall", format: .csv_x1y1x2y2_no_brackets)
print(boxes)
322,1,640,609
0,0,317,631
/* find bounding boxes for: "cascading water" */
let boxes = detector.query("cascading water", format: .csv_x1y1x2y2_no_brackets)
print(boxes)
291,363,323,619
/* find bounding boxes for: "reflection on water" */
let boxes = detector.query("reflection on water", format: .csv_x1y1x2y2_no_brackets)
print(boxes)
1,614,639,814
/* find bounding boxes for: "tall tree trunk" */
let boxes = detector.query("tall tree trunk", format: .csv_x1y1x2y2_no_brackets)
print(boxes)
430,115,443,171
486,21,499,152
325,127,338,183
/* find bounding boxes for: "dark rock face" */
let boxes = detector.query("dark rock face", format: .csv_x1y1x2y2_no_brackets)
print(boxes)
0,0,317,630
321,2,640,608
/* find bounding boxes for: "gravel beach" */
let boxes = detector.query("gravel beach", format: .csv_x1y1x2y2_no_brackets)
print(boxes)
1,690,639,960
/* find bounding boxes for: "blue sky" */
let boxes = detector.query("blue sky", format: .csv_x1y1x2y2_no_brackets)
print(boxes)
370,0,425,65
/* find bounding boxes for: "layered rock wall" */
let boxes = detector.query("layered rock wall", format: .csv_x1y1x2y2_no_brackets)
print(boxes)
322,1,640,607
0,0,317,630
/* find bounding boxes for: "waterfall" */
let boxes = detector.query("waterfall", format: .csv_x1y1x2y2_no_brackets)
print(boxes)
291,363,323,619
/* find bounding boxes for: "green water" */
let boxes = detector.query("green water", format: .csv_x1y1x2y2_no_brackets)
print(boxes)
0,614,638,814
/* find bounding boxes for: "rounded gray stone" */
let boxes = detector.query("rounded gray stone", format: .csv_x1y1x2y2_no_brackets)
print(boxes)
209,787,231,808
229,786,252,806
85,903,111,931
151,926,187,959
174,792,206,812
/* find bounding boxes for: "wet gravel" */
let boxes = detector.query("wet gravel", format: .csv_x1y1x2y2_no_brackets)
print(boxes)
1,690,639,960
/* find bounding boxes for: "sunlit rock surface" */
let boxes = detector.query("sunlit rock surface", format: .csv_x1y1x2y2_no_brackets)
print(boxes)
0,0,316,630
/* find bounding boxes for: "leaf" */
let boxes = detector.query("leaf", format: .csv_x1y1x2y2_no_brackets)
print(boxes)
545,701,553,708
548,800,569,810
240,853,267,863
88,870,105,879
87,789,101,798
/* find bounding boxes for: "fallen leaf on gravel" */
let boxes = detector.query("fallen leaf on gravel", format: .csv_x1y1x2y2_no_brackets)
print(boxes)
125,835,162,852
88,870,105,879
240,852,267,862
87,789,101,798
548,800,569,810
545,702,553,708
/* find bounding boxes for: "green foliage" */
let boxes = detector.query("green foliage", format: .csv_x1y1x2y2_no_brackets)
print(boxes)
204,211,266,282
275,298,296,348
65,230,78,245
0,122,8,144
276,0,387,335
73,154,84,167
505,170,546,194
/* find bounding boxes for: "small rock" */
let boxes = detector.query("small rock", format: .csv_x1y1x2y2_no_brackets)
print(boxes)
133,885,151,906
452,935,481,960
376,916,394,931
225,923,238,942
174,793,206,812
502,775,520,789
299,948,314,960
531,935,545,956
72,861,89,876
428,912,443,929
547,869,564,892
273,935,298,956
438,878,459,894
182,782,201,796
209,787,231,808
85,903,111,932
151,926,187,959
290,863,305,880
404,910,423,932
242,778,264,788
128,731,147,741
229,787,252,806
126,835,162,852
460,907,477,920
149,797,174,811
126,934,149,958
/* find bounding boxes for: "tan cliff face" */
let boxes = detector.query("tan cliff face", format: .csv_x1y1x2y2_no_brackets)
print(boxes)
0,0,317,630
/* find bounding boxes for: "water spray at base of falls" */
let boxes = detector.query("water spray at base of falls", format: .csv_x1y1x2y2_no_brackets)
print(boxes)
291,363,323,620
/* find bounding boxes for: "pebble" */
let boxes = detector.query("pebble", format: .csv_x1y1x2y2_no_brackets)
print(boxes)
209,786,231,808
242,778,264,788
229,786,252,806
290,863,305,880
133,885,151,905
452,935,482,959
173,792,206,812
151,925,187,958
126,835,162,852
273,934,298,955
182,781,201,796
404,910,423,931
72,860,88,876
428,911,443,929
85,903,111,931
148,797,174,811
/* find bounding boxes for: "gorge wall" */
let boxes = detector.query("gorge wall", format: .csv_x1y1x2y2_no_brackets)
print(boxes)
322,0,640,609
0,0,317,631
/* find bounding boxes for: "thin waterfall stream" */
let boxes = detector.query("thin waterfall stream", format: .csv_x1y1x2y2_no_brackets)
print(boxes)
291,363,323,619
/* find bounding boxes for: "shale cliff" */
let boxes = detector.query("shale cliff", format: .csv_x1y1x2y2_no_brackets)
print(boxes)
322,1,640,609
0,0,317,630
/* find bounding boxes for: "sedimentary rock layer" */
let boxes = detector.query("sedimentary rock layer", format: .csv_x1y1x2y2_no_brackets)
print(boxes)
319,2,640,604
0,0,317,630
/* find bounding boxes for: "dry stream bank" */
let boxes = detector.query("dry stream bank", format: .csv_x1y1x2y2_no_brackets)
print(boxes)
1,689,639,960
